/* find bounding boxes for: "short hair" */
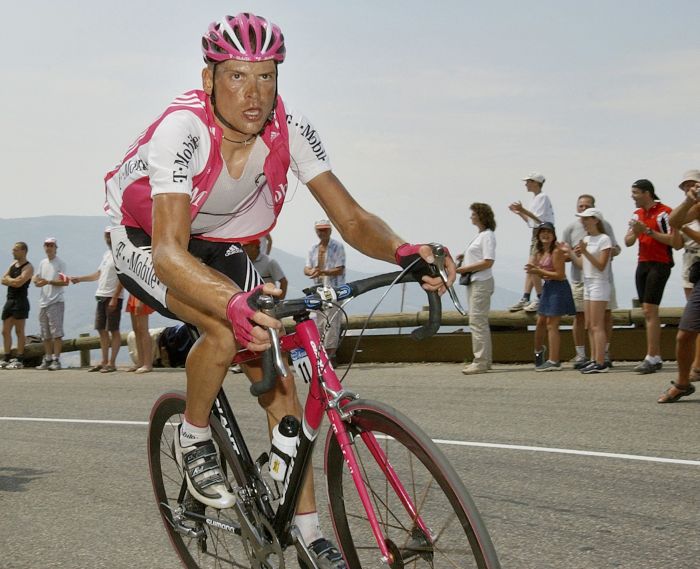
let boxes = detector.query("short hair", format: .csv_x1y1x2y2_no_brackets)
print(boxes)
469,202,496,231
577,194,596,206
15,242,28,252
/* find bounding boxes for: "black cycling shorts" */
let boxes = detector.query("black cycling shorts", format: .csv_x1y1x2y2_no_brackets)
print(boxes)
109,226,262,320
635,261,671,306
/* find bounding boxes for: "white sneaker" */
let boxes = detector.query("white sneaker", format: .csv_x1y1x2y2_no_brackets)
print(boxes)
6,359,24,369
36,358,51,370
508,298,529,312
0,360,9,369
48,359,62,371
173,426,236,510
461,363,488,375
523,299,540,312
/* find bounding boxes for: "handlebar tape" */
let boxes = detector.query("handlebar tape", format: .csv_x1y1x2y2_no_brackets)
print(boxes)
411,290,441,340
249,349,278,397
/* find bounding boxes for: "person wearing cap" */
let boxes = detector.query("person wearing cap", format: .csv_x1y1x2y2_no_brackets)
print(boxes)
304,220,346,358
103,13,455,555
525,222,575,371
32,237,68,371
243,239,288,299
564,208,613,373
674,170,700,381
69,231,125,373
660,172,700,402
624,179,679,374
1,242,34,370
562,195,620,369
509,172,555,313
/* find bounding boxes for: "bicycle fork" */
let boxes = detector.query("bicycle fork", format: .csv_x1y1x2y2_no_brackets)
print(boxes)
327,407,433,565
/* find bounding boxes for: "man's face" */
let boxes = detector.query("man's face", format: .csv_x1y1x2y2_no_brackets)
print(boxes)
204,59,277,136
631,187,651,208
576,198,594,214
315,227,331,241
44,242,57,259
525,179,540,193
680,180,700,193
11,244,24,260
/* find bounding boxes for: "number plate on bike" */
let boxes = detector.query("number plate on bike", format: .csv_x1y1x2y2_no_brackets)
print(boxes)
290,348,312,383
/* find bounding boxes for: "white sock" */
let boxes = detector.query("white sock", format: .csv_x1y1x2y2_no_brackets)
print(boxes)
645,354,661,364
180,419,211,448
295,511,322,545
575,346,586,358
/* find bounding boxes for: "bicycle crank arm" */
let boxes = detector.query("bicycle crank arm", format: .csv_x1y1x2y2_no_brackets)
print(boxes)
160,502,242,537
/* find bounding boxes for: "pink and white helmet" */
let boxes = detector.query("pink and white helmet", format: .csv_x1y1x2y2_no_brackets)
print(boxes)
202,13,286,64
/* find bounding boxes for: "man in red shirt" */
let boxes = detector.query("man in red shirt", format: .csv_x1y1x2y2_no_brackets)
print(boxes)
624,179,681,374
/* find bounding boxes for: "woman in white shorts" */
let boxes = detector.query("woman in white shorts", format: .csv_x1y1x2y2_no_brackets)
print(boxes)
568,208,612,373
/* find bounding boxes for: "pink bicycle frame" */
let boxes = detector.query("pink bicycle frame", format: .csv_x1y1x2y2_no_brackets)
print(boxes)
234,317,431,563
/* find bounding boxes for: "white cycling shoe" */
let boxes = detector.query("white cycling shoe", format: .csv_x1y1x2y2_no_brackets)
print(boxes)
173,426,236,510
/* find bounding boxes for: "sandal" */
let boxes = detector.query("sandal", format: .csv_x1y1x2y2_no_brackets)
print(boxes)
126,366,139,372
657,381,696,404
100,365,117,373
88,364,104,372
134,366,152,374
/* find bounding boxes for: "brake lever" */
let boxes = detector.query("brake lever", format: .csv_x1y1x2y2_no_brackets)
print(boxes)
257,294,288,378
430,243,467,316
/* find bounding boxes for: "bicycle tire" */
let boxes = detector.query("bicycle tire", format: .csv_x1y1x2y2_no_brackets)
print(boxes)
325,399,501,569
148,391,270,569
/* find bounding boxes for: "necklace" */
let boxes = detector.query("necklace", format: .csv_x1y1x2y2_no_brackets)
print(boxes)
223,134,257,146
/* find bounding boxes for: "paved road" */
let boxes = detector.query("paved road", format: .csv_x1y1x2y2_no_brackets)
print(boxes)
1,362,698,568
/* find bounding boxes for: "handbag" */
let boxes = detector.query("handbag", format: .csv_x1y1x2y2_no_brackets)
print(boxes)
459,272,473,286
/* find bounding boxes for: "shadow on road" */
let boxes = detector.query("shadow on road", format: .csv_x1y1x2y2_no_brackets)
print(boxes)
0,466,54,493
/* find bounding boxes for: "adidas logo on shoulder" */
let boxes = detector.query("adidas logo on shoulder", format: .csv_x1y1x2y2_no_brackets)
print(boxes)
225,244,243,257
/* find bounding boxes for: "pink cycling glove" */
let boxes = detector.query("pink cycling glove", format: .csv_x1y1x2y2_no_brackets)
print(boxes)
226,285,264,348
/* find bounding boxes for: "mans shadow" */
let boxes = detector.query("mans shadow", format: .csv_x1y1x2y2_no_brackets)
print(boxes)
0,466,53,493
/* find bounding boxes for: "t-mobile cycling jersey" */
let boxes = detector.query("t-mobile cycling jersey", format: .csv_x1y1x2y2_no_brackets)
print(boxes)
104,90,331,242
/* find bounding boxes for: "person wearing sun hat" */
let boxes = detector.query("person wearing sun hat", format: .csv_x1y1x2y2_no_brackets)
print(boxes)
304,219,346,359
661,170,700,403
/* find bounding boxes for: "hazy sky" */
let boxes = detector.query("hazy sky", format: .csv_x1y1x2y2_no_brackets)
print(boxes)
2,0,699,306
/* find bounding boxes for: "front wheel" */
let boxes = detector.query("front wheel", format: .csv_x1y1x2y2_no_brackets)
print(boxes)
325,400,500,568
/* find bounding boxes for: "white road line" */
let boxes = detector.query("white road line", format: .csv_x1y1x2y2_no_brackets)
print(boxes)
1,416,698,466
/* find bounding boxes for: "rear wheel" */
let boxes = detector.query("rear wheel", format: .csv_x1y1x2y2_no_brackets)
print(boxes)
325,400,500,568
148,391,281,568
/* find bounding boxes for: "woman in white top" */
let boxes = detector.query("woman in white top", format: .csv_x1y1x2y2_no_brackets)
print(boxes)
568,208,612,373
457,203,496,375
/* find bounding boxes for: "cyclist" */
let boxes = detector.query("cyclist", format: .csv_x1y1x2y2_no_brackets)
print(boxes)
104,12,455,568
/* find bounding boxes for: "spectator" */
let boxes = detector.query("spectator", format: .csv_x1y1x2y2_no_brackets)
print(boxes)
126,295,155,374
661,174,700,402
70,231,125,373
243,239,288,298
509,172,555,313
565,208,613,373
562,195,621,368
624,179,679,374
675,170,700,381
525,222,575,371
458,203,496,375
1,242,34,369
303,219,346,358
259,233,273,255
32,237,68,370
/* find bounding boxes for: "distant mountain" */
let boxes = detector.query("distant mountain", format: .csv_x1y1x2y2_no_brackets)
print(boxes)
0,216,518,344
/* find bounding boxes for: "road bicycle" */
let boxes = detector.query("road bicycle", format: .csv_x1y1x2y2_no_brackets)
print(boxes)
147,246,501,568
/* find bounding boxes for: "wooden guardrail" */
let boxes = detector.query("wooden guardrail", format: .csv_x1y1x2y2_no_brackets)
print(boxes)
1,307,684,365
